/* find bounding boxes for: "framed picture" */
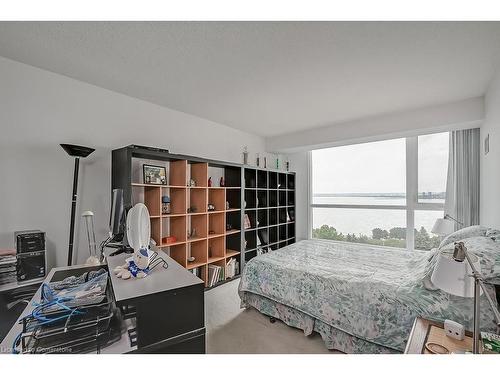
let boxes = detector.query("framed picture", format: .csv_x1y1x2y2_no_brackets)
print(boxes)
143,164,167,185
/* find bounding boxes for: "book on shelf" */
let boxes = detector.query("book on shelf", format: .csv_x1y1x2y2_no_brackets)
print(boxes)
207,263,230,287
225,258,238,279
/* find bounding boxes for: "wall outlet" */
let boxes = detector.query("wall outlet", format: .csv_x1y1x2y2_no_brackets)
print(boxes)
444,319,465,341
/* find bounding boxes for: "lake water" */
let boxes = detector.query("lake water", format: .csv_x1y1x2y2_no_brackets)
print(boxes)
312,196,444,236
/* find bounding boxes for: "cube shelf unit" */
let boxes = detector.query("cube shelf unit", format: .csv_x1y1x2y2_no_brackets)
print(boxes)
243,167,296,264
111,145,243,289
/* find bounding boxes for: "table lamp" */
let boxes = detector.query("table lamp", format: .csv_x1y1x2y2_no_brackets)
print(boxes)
431,242,500,353
431,217,455,237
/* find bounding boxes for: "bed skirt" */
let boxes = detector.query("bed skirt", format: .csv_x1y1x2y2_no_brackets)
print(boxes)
240,291,400,354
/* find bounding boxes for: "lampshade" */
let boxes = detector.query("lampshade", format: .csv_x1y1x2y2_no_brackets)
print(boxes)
431,252,481,298
431,218,455,236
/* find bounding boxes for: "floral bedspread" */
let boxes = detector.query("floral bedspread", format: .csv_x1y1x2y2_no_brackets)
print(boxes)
238,239,498,352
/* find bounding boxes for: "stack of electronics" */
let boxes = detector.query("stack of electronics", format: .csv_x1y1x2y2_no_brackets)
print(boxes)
0,249,17,286
18,268,122,354
15,230,46,282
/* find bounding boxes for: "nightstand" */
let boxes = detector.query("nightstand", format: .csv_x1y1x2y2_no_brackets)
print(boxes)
405,317,474,354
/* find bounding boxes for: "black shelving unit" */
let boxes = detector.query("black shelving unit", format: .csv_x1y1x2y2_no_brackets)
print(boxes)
243,167,296,264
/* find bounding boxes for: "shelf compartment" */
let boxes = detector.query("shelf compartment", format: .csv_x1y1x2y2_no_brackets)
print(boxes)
187,239,208,267
268,208,278,226
257,190,268,208
163,187,186,215
150,217,161,245
226,233,241,254
257,228,269,246
269,190,278,207
169,159,187,187
287,190,295,206
278,173,287,189
244,210,256,230
208,236,225,260
169,244,187,267
288,223,295,239
244,189,256,209
257,170,268,188
279,224,287,242
269,226,278,244
257,209,268,228
268,172,278,189
189,213,208,239
166,215,187,244
226,189,241,210
226,210,241,232
287,207,295,223
244,168,256,188
190,162,208,187
226,248,240,257
143,186,161,217
224,167,241,188
287,174,295,189
279,190,287,206
279,208,287,224
208,212,225,236
189,188,207,213
245,230,257,251
208,188,226,212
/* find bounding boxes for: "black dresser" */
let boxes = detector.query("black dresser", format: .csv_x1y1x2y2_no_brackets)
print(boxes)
106,250,205,353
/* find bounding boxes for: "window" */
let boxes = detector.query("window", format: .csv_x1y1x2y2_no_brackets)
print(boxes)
418,132,448,204
312,138,406,206
310,132,450,251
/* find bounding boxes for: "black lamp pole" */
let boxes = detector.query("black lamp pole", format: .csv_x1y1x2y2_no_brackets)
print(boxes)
61,144,95,266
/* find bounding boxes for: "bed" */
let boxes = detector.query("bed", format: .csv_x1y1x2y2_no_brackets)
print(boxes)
238,235,500,353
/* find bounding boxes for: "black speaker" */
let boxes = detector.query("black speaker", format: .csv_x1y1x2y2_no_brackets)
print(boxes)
15,231,46,282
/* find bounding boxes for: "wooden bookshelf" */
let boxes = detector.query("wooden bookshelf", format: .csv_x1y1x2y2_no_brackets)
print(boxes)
113,146,246,288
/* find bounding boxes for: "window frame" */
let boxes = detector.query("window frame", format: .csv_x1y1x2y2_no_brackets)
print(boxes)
308,135,446,250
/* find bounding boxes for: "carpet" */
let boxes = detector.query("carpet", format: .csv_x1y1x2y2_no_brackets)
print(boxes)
205,278,334,354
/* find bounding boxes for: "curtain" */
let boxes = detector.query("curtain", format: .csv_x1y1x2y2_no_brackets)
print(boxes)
444,128,480,228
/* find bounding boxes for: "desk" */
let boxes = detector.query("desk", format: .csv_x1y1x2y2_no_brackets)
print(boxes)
1,250,205,354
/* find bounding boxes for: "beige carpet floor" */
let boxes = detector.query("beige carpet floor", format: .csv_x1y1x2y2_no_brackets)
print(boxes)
205,278,333,354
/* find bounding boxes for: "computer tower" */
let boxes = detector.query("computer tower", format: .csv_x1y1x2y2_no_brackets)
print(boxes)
15,230,46,282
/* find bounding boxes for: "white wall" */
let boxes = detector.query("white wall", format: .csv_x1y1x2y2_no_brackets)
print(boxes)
480,67,500,228
286,152,309,241
0,57,265,268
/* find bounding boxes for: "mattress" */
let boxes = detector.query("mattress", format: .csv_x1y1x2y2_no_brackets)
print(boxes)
238,239,497,352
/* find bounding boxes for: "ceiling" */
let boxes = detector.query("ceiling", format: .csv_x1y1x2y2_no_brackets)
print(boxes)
0,22,499,137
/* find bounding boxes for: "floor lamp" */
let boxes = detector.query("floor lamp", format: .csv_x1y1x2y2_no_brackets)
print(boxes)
61,144,95,266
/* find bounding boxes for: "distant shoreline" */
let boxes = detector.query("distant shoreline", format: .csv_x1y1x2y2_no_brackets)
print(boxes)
313,192,445,198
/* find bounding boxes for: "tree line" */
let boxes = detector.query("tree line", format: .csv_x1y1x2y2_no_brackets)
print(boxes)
312,225,440,250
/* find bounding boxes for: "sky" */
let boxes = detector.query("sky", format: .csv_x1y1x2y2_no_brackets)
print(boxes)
312,132,449,195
